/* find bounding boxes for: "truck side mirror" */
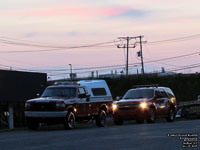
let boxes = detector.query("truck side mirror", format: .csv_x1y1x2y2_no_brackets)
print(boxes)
86,94,90,102
116,96,122,101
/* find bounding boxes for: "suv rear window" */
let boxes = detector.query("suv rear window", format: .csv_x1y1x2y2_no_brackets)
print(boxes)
123,89,154,99
92,88,107,96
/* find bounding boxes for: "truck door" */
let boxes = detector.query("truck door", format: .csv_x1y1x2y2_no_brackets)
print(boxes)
75,87,91,117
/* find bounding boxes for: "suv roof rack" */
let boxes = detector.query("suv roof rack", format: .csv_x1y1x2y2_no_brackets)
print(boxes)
132,84,159,88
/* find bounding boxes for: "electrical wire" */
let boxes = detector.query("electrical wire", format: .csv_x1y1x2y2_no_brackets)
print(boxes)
0,37,119,50
166,63,200,72
147,34,200,45
144,51,200,64
0,50,198,73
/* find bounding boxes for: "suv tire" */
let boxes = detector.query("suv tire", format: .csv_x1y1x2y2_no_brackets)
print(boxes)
166,107,175,122
27,118,38,130
96,109,106,127
64,111,75,129
146,108,156,123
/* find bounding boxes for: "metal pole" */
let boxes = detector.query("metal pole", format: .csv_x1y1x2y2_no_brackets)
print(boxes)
8,104,14,129
68,64,72,80
126,37,129,76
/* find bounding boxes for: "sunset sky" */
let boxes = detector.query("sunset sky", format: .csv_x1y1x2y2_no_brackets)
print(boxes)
0,0,200,79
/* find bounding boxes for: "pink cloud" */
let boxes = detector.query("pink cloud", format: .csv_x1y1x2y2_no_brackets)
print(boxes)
0,6,127,17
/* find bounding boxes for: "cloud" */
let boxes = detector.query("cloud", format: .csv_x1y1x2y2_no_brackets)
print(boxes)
66,31,81,36
24,32,40,38
0,6,125,17
111,9,151,19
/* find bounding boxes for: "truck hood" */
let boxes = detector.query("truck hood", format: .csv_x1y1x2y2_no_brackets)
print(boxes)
114,98,150,104
26,97,76,103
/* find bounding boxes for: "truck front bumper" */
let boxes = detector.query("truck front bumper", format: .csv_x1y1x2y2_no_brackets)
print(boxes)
25,111,68,118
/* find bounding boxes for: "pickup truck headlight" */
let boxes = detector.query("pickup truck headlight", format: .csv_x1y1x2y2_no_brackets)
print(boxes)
139,102,148,109
112,104,118,111
25,102,31,110
56,103,65,108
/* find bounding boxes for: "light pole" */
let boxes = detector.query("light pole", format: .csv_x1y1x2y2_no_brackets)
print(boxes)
68,64,72,80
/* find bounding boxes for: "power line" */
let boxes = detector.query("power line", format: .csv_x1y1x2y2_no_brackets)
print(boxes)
147,34,200,45
145,51,200,64
49,65,139,76
1,34,200,53
1,51,197,73
167,63,200,72
0,37,119,50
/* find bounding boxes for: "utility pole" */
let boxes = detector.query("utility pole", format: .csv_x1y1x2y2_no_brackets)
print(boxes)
117,37,135,76
139,36,145,75
135,36,146,75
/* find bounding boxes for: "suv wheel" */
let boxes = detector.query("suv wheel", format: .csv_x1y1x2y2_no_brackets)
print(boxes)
114,119,123,125
64,111,75,129
27,118,38,130
96,109,106,127
166,107,175,122
147,108,156,123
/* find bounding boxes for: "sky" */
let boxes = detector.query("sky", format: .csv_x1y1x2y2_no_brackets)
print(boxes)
0,0,200,79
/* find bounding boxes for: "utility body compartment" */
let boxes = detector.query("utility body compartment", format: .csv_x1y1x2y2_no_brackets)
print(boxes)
78,80,112,101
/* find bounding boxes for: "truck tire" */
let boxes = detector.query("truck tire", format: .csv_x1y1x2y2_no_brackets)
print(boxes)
27,118,38,130
166,107,175,122
96,109,107,127
146,108,156,123
64,111,75,130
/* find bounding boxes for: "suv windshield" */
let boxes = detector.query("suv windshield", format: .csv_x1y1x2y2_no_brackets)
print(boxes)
123,89,154,99
41,87,77,98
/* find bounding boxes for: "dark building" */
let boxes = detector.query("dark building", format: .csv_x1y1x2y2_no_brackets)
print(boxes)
0,70,47,129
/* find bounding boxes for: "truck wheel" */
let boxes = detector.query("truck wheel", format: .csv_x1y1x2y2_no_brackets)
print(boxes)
136,119,144,124
114,119,123,125
166,107,175,122
146,108,156,123
96,110,107,127
27,118,38,130
64,111,75,130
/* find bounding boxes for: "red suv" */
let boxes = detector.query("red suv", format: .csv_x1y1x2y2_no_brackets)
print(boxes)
112,85,177,125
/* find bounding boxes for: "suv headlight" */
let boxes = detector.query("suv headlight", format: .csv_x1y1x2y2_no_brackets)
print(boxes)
112,104,118,111
139,102,148,109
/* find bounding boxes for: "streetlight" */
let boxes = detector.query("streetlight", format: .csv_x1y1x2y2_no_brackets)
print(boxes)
68,64,72,80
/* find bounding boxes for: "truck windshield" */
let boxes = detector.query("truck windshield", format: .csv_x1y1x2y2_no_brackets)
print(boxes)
41,87,77,98
123,89,154,99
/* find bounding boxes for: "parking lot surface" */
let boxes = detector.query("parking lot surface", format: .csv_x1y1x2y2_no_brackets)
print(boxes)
0,119,199,150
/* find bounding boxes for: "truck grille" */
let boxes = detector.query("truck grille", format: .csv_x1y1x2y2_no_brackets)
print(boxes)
30,102,56,111
119,103,138,110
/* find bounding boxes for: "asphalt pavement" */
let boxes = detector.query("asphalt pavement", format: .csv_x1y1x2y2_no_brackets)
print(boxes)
0,119,199,150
